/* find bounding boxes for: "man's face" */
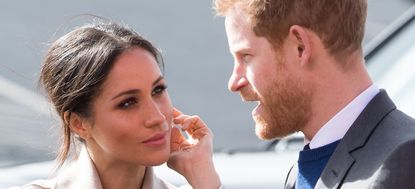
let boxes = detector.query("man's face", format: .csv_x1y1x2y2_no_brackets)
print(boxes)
225,8,312,140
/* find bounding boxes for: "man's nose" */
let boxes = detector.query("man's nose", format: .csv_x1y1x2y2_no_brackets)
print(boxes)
228,63,248,92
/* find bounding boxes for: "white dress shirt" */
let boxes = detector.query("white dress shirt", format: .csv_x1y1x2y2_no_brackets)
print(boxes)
306,85,380,149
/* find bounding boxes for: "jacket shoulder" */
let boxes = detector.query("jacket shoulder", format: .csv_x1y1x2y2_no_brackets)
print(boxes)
376,108,415,141
372,139,415,188
9,178,56,189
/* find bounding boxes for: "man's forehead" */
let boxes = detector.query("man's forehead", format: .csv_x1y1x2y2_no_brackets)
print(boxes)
224,7,249,30
225,9,253,53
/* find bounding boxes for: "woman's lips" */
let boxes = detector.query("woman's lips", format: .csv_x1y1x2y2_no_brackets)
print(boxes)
142,133,166,146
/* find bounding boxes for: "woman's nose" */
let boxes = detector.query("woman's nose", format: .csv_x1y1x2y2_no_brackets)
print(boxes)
144,101,166,128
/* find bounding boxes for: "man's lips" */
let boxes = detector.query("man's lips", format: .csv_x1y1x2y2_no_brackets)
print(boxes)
252,101,263,116
241,94,260,102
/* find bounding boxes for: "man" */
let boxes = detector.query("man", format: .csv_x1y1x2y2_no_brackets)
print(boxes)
214,0,415,188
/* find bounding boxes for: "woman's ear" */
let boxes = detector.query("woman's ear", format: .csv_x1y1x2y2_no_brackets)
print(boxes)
288,25,312,67
64,112,91,140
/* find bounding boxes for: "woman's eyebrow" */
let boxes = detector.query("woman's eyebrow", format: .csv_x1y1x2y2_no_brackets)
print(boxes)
153,76,164,86
111,76,164,100
111,89,140,100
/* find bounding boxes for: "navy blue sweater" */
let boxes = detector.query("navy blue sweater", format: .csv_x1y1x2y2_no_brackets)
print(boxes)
296,140,341,189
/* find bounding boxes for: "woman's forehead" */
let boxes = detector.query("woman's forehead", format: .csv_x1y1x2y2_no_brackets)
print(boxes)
100,48,163,95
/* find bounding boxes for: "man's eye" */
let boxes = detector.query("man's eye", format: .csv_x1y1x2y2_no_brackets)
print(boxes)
241,54,252,63
118,98,137,109
152,85,167,96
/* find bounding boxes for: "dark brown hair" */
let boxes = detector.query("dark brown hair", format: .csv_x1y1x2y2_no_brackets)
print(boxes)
40,21,163,166
215,0,367,59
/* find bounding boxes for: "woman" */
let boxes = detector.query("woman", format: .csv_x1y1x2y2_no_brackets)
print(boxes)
15,21,221,189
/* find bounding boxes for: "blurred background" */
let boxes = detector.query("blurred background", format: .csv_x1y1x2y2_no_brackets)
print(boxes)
1,0,247,166
1,0,415,188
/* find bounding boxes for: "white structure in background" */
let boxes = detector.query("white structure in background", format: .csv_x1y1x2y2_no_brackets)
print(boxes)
0,75,50,116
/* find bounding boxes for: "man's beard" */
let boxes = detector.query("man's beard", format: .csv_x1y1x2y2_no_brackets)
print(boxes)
253,71,312,140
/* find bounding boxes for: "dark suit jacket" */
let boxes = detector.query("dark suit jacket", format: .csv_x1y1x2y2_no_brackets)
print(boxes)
285,90,415,189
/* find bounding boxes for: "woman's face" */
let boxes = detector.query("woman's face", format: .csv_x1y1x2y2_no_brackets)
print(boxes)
84,48,173,166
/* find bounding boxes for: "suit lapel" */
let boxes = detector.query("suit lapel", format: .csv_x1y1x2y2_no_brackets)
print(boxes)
285,164,298,189
314,146,355,189
315,90,396,189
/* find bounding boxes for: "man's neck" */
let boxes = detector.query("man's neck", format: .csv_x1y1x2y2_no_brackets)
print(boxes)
301,54,372,141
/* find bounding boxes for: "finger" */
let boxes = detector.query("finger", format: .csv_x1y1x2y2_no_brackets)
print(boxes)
182,116,213,140
180,117,194,132
173,108,183,118
173,114,188,125
188,125,212,140
183,116,206,131
171,126,186,142
170,126,187,152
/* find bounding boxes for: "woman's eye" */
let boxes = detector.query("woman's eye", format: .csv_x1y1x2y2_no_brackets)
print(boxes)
152,85,167,96
118,98,137,109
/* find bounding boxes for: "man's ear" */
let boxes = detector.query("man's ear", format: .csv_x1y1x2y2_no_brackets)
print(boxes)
288,25,311,67
64,112,91,140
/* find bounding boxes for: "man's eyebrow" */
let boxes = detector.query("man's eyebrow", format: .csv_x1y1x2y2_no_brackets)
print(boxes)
231,44,252,54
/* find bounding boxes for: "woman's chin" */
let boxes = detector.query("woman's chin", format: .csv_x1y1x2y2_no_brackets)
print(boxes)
145,159,168,166
143,151,170,166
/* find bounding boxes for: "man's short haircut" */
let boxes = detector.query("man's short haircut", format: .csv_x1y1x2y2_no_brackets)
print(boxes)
215,0,367,58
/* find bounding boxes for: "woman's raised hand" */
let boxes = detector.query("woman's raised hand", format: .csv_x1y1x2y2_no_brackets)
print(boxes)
168,108,221,189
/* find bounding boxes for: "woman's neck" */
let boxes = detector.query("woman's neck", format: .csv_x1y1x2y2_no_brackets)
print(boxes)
88,148,147,189
97,162,146,189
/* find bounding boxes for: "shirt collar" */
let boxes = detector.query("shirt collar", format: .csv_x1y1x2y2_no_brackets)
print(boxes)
306,84,380,149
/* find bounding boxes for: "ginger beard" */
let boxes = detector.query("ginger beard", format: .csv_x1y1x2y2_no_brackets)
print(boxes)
247,60,312,140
